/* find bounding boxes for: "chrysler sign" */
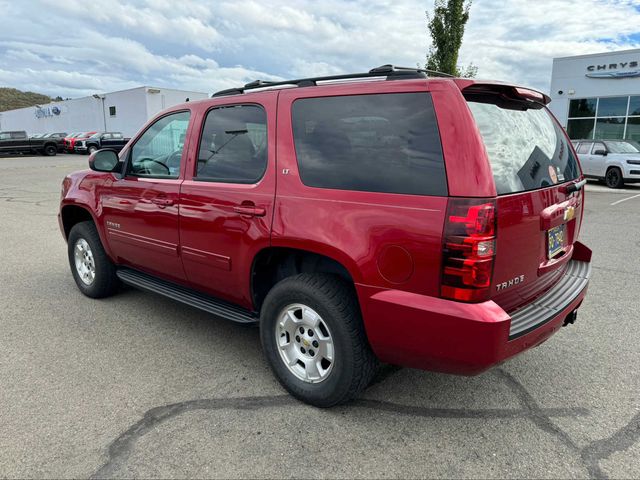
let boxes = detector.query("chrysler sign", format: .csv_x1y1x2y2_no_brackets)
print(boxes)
586,61,640,79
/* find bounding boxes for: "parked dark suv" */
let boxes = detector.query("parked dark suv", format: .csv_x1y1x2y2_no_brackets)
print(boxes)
74,131,130,154
59,66,592,407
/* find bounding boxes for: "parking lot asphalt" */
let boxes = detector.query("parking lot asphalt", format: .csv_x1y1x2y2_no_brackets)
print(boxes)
1,154,639,479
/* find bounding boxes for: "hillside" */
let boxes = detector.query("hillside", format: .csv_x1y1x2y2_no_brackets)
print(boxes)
0,87,53,112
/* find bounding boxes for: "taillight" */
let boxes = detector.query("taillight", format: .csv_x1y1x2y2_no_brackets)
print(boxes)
441,198,497,302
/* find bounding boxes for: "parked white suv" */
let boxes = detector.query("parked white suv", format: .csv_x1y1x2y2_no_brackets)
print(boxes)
572,139,640,188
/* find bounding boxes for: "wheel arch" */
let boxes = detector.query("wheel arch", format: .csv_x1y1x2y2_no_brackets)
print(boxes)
250,246,358,312
60,204,97,240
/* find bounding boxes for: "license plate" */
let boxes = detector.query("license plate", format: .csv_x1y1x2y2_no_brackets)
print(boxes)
547,224,566,258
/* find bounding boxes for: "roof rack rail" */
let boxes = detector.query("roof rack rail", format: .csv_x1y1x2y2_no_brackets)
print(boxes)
211,64,453,97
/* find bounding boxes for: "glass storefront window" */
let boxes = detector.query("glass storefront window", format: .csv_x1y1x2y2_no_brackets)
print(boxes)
628,97,640,116
596,96,628,117
568,98,597,118
594,117,625,139
626,117,640,142
567,118,595,139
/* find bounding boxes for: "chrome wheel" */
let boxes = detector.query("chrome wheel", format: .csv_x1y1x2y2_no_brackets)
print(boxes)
275,303,334,384
74,238,95,285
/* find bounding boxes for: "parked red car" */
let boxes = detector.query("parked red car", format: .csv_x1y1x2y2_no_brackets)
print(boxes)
58,66,592,407
64,131,97,153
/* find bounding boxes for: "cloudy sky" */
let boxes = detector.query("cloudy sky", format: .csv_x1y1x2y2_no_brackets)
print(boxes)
0,0,639,99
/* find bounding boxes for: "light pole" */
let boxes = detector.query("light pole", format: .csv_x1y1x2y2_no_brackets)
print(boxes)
92,94,107,131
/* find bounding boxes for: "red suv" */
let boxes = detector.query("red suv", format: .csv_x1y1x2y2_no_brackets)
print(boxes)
58,66,592,407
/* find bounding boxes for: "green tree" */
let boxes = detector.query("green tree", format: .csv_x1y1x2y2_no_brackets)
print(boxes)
0,87,52,112
425,0,477,78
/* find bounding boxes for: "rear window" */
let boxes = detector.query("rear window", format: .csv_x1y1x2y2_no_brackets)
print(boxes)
466,96,579,195
292,92,447,196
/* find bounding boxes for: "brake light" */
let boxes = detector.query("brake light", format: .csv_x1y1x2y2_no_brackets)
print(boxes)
441,198,497,302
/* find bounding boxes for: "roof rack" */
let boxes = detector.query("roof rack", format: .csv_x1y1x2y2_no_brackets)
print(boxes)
211,64,453,97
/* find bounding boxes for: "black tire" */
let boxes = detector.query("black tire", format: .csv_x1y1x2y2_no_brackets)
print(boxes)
88,145,98,154
67,221,119,298
605,167,624,189
43,144,57,156
260,273,378,407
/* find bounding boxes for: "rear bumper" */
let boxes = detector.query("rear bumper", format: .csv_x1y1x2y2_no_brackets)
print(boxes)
358,257,591,375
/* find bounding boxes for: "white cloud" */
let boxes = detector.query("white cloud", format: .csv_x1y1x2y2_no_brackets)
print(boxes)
0,0,639,99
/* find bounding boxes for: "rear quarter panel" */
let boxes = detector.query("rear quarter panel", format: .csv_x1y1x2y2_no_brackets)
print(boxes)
273,81,449,297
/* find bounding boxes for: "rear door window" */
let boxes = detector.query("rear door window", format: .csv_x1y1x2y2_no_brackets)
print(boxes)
576,142,592,154
196,104,267,183
291,92,447,196
466,96,579,195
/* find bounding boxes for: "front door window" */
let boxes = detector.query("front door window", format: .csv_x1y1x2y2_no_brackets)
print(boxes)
128,111,190,178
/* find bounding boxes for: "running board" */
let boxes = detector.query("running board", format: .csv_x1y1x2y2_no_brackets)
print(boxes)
116,268,258,324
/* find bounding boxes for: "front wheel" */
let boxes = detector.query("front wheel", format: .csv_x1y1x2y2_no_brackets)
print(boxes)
260,273,378,407
88,145,98,154
67,221,119,298
605,167,624,188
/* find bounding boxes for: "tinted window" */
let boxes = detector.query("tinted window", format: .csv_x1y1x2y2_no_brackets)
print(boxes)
591,142,606,154
567,118,595,139
569,98,597,118
597,96,628,117
196,105,267,183
626,117,640,141
576,142,592,154
467,97,579,195
629,96,640,116
594,117,625,139
129,111,190,178
291,93,446,196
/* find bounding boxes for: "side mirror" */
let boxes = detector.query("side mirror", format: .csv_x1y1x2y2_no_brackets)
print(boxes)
89,149,120,172
593,149,608,156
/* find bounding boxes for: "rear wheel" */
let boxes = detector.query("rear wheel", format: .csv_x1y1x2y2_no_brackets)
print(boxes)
67,221,119,298
43,144,57,156
605,167,624,188
260,273,378,407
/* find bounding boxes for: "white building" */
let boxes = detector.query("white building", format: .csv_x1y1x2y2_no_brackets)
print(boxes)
549,48,640,141
0,86,209,137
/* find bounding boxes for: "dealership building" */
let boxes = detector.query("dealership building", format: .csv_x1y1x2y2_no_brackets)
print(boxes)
549,48,640,141
0,86,209,137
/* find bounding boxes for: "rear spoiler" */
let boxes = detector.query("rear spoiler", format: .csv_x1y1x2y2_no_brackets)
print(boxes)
454,79,551,106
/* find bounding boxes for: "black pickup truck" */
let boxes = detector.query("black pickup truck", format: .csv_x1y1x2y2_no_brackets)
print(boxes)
0,131,61,156
74,132,130,154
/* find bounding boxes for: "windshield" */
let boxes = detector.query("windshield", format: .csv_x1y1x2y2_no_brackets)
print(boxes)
466,95,580,195
605,141,640,154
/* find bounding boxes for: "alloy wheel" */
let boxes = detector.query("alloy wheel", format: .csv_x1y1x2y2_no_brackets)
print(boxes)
74,238,96,285
275,303,334,383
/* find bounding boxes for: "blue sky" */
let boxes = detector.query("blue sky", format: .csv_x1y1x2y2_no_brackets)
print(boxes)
0,0,639,98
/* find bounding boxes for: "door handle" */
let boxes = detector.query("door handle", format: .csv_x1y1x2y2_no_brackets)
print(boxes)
233,205,266,217
151,197,174,207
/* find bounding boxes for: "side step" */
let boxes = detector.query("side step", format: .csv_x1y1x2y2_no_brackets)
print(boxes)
116,268,258,324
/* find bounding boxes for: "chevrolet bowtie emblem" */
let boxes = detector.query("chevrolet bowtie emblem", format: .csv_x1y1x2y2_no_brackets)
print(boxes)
564,206,575,221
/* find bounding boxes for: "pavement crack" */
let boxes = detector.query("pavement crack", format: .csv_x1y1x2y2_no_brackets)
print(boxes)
496,369,582,451
90,381,589,478
580,410,640,479
90,395,294,479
